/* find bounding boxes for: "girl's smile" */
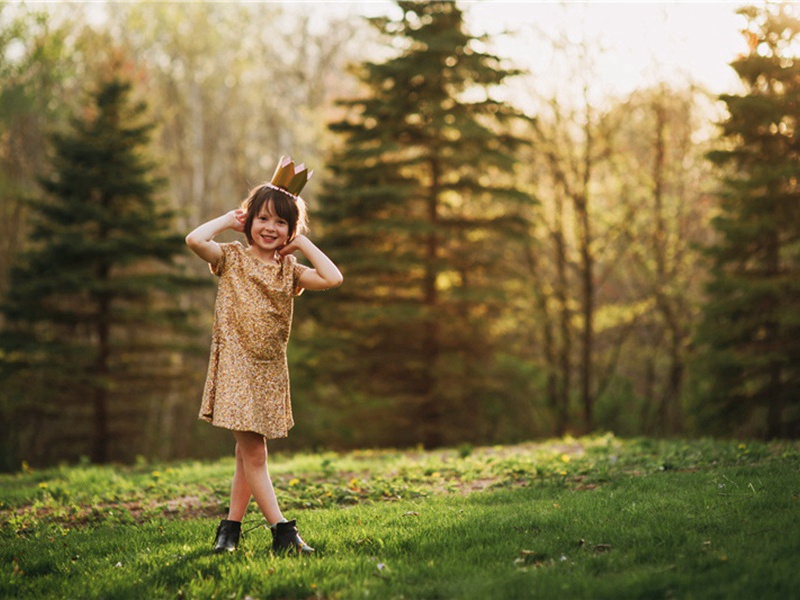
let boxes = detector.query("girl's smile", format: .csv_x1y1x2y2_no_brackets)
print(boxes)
250,201,289,259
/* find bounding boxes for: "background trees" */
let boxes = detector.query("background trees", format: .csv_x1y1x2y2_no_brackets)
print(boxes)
0,6,74,297
0,66,199,467
0,1,797,468
514,30,716,437
306,1,531,449
696,3,800,438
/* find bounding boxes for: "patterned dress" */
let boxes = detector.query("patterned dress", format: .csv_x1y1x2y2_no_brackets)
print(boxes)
199,242,309,439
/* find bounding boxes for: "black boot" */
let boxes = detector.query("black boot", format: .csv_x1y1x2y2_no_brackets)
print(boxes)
213,519,241,553
271,520,314,555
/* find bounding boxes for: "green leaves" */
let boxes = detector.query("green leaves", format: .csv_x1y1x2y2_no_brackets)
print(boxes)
0,71,203,467
696,2,800,438
311,0,532,448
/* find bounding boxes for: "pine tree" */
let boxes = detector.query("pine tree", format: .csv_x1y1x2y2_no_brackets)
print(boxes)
697,3,800,438
0,72,200,465
308,0,529,448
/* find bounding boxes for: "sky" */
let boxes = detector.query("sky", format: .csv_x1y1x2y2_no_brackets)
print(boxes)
331,0,748,102
59,0,752,106
467,1,746,92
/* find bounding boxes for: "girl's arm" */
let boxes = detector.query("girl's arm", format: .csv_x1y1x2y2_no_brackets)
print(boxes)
185,209,245,265
280,235,343,291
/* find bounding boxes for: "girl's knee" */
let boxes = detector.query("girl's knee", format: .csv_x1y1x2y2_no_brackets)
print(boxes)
234,443,243,461
236,435,267,467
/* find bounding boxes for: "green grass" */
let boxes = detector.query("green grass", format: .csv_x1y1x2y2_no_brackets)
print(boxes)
1,435,799,599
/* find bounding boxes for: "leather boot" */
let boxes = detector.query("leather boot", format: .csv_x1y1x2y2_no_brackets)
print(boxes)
213,519,241,553
271,519,314,555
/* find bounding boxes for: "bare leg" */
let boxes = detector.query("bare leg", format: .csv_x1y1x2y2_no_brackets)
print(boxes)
226,442,253,521
232,430,285,525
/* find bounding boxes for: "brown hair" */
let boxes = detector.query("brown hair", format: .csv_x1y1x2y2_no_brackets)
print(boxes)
241,185,308,246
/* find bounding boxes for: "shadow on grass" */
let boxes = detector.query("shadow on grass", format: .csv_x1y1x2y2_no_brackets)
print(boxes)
103,545,218,600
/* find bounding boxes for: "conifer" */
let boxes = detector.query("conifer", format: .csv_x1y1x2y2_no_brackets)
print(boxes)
697,4,800,437
0,71,200,465
310,1,530,447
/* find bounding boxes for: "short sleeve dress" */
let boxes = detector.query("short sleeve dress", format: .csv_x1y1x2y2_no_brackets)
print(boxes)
199,242,309,439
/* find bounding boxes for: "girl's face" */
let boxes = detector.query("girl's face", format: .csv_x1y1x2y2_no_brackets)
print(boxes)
249,200,290,255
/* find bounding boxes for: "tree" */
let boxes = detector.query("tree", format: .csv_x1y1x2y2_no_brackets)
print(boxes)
524,35,622,434
586,83,718,436
697,3,800,438
310,0,530,448
0,66,199,466
0,4,73,297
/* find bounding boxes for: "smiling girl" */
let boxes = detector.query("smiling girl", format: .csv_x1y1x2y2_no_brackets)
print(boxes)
185,158,342,555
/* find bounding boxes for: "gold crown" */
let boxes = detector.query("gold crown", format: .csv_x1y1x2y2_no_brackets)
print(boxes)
268,155,312,198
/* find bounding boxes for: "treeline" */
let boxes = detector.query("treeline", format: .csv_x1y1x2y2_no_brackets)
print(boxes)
0,1,797,469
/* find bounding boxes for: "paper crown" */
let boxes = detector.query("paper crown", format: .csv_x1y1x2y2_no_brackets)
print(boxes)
266,155,312,199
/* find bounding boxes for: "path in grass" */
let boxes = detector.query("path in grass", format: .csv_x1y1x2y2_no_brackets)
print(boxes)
1,434,768,530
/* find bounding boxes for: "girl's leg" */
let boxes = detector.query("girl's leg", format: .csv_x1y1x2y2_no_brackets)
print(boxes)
226,442,253,522
232,430,285,525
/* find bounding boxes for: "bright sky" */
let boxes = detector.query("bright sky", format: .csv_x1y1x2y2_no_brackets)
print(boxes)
73,0,750,105
339,0,747,101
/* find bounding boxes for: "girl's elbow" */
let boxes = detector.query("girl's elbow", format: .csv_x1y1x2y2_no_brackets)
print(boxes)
330,271,344,288
185,232,200,249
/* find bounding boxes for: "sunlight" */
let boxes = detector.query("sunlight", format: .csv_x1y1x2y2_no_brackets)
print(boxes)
464,1,747,97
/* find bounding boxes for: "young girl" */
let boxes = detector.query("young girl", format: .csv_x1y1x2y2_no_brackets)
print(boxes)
185,157,342,555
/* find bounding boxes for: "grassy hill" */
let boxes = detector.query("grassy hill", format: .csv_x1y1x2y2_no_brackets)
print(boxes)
1,434,799,599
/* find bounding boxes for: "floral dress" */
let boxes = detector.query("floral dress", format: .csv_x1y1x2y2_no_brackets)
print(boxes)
199,242,308,438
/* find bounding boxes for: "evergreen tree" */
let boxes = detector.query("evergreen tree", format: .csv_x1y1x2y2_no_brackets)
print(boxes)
697,3,800,438
0,71,199,465
308,0,529,448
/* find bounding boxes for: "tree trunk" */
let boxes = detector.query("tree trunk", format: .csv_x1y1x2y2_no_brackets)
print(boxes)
576,96,595,431
92,290,111,464
665,330,685,433
576,193,594,431
553,188,571,436
525,244,559,428
765,226,783,438
420,156,442,447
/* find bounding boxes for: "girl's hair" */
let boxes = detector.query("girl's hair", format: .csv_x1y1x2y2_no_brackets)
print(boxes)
241,184,308,245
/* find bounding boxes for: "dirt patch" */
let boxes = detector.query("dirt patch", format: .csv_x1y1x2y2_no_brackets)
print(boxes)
2,495,224,531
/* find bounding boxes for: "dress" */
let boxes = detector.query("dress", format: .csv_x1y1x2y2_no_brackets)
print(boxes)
199,241,309,438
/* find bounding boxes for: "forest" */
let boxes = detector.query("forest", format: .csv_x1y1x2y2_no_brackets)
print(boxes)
0,0,798,470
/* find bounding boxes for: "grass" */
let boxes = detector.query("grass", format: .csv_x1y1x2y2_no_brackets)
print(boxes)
1,434,799,599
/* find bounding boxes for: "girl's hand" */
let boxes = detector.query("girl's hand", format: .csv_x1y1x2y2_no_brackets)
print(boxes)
186,210,245,266
227,209,247,233
280,235,343,290
278,234,309,257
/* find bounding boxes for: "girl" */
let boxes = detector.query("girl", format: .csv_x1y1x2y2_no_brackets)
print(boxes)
186,159,342,555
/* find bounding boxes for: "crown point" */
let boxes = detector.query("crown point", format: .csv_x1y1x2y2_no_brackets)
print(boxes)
270,155,312,197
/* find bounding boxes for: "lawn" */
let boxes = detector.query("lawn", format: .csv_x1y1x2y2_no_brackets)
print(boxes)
1,434,798,599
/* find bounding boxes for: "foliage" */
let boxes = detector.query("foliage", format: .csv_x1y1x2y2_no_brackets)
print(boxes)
1,1,796,463
1,435,798,599
308,0,532,448
0,4,74,295
518,33,717,437
696,2,800,438
599,85,717,435
0,66,202,468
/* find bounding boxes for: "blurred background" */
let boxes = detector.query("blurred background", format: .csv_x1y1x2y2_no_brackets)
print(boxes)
1,0,798,470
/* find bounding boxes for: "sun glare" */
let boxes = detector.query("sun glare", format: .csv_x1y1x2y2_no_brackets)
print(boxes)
464,1,747,99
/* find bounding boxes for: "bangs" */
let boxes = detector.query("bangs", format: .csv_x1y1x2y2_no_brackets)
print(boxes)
242,184,308,245
269,189,300,224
